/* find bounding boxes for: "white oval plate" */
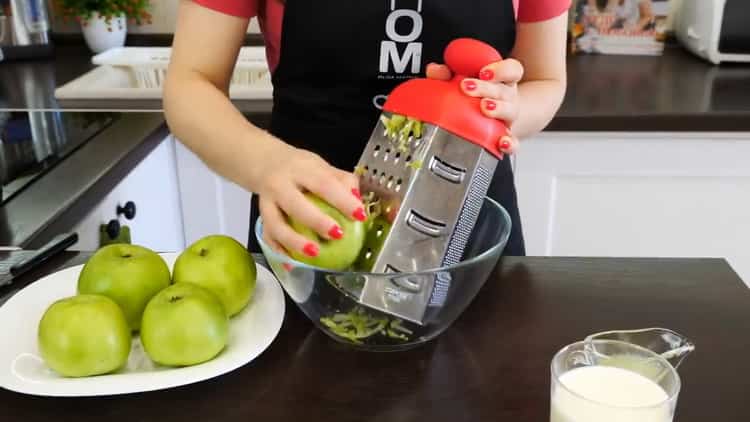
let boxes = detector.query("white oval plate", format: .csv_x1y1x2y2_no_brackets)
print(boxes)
0,253,285,397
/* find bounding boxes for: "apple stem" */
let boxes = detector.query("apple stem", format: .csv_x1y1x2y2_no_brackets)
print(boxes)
122,253,132,258
199,248,208,257
169,295,183,303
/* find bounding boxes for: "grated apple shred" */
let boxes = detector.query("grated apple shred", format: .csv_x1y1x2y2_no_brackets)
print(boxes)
320,306,413,344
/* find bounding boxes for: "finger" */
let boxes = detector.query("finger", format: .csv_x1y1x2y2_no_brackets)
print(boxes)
426,62,452,81
478,59,524,86
260,197,319,259
303,169,367,223
332,168,363,201
276,188,344,241
263,231,286,255
461,78,517,102
498,134,521,155
480,98,519,124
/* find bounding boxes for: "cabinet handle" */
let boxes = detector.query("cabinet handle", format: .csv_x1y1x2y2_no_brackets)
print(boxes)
106,219,120,240
116,201,136,220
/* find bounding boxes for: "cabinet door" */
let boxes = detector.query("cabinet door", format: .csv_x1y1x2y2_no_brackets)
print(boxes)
173,139,252,247
514,131,750,285
71,136,185,252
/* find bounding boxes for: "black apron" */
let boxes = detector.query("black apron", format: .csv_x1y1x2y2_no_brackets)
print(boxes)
248,0,526,256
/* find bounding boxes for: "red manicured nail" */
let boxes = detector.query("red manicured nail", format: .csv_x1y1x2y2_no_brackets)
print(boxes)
464,80,477,91
328,225,344,239
303,243,319,257
353,207,367,221
485,100,497,111
282,263,293,272
479,69,494,81
499,136,512,151
352,188,361,200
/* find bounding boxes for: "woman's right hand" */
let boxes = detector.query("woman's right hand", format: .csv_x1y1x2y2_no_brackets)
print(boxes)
256,146,366,258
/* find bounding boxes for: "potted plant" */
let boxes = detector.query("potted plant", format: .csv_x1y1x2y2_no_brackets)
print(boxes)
53,0,153,53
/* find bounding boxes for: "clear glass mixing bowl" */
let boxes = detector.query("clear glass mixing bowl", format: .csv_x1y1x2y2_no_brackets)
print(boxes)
255,196,511,351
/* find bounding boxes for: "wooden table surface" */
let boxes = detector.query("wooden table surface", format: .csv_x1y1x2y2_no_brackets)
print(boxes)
2,253,749,422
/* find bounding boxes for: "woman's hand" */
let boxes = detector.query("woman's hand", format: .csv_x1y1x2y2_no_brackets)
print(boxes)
426,59,523,155
256,147,366,258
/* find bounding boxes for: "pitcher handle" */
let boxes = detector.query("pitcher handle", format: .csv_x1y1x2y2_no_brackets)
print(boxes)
584,327,695,369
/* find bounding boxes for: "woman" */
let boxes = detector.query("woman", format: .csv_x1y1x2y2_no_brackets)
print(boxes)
164,0,569,259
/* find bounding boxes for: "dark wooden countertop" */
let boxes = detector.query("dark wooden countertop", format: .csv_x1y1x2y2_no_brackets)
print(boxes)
2,253,749,421
2,40,750,131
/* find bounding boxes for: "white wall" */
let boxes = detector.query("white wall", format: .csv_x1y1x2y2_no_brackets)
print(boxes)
666,0,683,30
49,0,260,34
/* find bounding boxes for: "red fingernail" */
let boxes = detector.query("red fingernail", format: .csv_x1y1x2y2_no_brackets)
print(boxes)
353,208,367,221
303,243,319,257
501,140,511,150
464,80,477,91
479,69,494,81
485,100,497,111
328,225,344,239
352,188,361,200
282,263,293,272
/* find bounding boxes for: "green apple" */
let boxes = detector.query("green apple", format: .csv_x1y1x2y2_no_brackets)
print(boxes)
287,193,366,271
140,282,229,366
172,235,256,317
38,294,131,377
77,244,171,331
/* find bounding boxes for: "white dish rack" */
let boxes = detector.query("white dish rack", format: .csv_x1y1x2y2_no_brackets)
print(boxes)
55,47,273,100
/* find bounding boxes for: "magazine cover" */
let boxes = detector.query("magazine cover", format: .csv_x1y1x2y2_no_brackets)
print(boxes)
569,0,671,56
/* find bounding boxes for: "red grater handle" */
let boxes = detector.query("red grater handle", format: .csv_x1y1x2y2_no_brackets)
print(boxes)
443,38,502,78
382,38,509,159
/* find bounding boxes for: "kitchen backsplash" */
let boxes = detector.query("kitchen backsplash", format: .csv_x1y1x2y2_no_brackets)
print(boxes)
48,0,261,34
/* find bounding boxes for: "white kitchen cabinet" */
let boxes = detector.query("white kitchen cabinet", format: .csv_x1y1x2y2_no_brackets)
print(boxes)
514,131,750,286
70,135,185,252
173,138,252,248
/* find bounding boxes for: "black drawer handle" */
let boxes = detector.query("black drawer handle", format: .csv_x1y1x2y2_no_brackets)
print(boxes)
116,201,136,220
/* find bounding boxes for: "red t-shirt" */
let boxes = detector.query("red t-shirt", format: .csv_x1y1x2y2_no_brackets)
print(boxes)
193,0,571,73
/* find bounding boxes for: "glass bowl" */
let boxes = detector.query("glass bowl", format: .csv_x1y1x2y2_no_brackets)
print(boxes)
255,196,511,351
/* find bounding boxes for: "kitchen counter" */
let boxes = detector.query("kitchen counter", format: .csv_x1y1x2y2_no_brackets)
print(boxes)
2,41,750,131
0,111,168,248
2,253,750,421
0,45,95,110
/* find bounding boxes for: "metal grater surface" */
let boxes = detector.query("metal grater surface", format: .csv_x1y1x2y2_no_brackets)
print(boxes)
352,113,498,325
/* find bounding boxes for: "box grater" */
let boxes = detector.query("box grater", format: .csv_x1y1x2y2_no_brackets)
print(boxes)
350,38,511,325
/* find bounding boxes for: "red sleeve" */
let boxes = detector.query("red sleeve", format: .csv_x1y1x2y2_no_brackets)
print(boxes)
517,0,572,23
191,0,258,18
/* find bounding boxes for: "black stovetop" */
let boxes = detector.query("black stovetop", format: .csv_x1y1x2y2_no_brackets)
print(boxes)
0,111,117,203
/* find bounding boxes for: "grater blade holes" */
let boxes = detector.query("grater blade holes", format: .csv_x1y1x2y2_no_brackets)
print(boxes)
386,175,394,189
395,178,403,192
405,155,412,164
379,172,387,185
373,145,381,157
394,152,401,163
429,156,466,184
385,264,401,273
406,210,446,237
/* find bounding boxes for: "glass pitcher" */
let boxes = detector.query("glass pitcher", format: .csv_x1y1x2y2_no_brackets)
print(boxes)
550,328,695,422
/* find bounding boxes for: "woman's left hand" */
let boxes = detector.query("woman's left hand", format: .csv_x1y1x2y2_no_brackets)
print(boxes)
426,59,523,155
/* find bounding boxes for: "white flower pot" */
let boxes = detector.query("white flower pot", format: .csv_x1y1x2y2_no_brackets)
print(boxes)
81,12,127,54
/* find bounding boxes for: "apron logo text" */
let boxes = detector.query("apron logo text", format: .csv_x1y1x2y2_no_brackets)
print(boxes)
379,0,423,74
